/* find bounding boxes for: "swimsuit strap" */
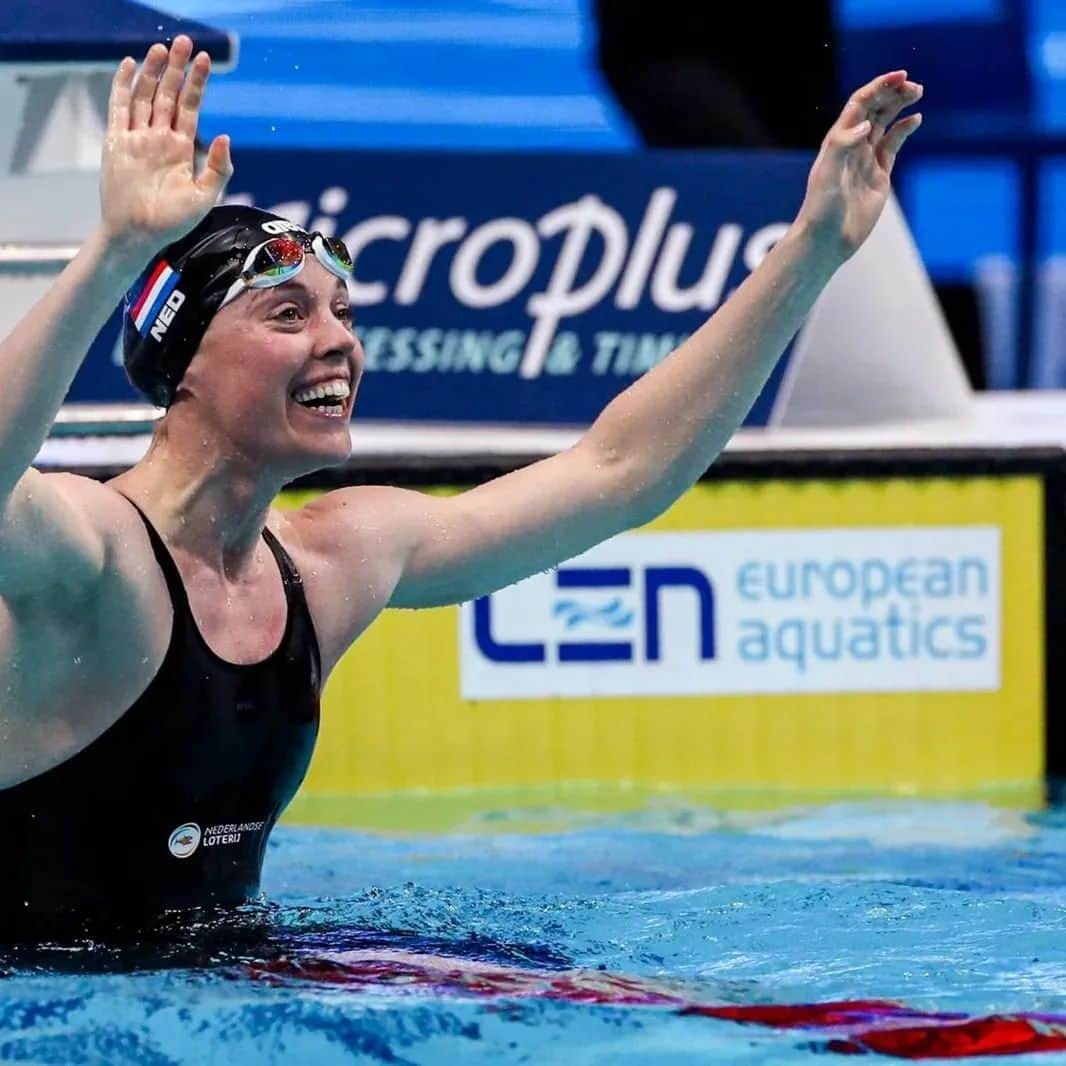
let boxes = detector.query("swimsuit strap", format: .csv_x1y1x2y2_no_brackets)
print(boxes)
118,494,193,614
261,525,303,593
116,493,319,676
261,524,322,679
119,494,301,602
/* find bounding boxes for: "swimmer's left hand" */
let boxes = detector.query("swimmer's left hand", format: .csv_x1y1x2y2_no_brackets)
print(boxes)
794,71,923,263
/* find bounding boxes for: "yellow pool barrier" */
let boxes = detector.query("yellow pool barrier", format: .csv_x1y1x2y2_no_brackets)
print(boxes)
277,473,1045,827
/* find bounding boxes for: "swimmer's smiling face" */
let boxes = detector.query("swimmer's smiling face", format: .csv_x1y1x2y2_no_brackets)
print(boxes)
177,258,363,476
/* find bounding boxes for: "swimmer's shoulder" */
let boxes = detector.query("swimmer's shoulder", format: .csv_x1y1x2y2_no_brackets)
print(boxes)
0,475,173,778
267,488,424,671
0,473,171,714
277,485,423,547
0,470,159,601
274,484,430,578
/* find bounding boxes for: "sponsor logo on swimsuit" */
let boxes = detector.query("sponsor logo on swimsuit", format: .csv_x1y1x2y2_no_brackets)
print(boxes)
201,821,267,849
168,822,201,859
167,820,266,858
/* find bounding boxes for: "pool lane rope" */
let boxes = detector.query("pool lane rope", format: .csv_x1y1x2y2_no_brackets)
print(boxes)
245,950,1066,1059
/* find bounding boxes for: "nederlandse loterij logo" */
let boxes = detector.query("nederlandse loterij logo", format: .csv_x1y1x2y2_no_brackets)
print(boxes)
168,823,202,859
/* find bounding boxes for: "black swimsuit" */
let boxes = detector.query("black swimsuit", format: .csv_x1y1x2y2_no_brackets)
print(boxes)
0,501,321,941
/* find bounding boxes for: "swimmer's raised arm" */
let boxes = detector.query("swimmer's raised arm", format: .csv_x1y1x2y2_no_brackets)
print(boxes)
0,37,231,592
314,72,923,615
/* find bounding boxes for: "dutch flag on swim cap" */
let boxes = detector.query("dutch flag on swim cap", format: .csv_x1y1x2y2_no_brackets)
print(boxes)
122,204,301,408
129,260,181,337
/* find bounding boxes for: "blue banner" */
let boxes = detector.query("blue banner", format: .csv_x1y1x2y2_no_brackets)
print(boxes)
73,148,812,426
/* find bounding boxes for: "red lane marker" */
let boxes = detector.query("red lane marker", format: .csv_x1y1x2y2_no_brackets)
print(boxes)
245,953,1066,1059
850,1017,1066,1059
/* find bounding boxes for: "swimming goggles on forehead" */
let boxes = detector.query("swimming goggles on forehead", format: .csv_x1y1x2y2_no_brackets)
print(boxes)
218,232,354,310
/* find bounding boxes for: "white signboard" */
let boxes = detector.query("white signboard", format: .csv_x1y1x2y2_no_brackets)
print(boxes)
459,527,1001,699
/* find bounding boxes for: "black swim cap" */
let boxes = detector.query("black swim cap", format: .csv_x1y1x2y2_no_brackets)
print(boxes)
123,204,314,407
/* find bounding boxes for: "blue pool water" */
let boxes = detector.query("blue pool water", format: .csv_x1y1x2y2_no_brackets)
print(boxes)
2,799,1065,1063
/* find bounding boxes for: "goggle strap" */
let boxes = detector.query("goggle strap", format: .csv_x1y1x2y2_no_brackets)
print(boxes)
218,276,248,311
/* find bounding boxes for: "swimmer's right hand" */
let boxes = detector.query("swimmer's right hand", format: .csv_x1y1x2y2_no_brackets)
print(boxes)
99,35,233,255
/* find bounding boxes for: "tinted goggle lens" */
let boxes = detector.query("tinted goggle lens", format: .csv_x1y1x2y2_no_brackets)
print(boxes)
314,235,353,277
245,236,305,284
220,231,355,310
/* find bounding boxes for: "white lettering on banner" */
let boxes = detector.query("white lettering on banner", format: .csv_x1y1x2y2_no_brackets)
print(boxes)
358,326,689,377
361,326,527,374
615,188,677,309
458,528,1002,699
396,218,468,305
343,216,413,304
310,186,349,235
451,218,540,308
225,186,788,378
590,332,687,375
651,222,743,312
523,195,629,378
745,223,791,270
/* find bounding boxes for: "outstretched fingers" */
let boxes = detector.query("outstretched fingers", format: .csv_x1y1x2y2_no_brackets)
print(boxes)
868,80,923,145
107,56,136,133
129,43,168,129
176,51,211,140
833,72,906,148
877,113,923,173
151,35,195,129
829,71,923,157
196,134,234,201
839,71,908,131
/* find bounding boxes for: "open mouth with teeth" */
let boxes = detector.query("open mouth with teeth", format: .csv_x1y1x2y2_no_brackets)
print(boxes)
290,379,351,418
